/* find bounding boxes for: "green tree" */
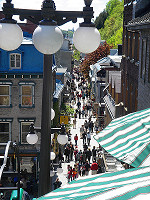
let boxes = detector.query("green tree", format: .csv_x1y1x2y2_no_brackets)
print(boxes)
99,0,124,48
106,0,121,15
95,10,108,29
73,47,81,61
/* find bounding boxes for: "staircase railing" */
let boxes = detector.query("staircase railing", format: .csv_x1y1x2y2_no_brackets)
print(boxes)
0,141,20,200
0,141,12,181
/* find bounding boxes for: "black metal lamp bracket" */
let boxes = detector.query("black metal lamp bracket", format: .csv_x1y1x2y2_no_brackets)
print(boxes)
1,0,94,26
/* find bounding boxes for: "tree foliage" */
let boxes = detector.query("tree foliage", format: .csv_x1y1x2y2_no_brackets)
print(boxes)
96,0,124,48
60,103,74,116
79,42,111,78
72,46,81,61
95,10,108,30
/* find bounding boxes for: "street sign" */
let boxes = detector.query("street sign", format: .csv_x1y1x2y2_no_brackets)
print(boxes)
60,116,68,124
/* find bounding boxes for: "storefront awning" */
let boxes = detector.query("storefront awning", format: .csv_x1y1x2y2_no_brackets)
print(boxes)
36,166,150,200
94,108,150,168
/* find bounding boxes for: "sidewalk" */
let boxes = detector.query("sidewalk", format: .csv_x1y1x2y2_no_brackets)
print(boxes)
57,80,99,187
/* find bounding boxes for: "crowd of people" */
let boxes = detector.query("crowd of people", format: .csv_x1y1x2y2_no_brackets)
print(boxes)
62,68,106,183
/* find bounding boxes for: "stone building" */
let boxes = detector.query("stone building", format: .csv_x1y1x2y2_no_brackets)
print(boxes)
121,0,150,113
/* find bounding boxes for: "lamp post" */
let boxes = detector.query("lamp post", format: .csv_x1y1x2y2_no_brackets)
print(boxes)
0,0,101,196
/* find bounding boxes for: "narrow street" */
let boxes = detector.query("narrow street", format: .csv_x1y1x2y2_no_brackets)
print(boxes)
56,77,123,188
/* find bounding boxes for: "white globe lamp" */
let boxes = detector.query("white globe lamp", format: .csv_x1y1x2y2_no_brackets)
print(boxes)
73,26,101,54
32,24,63,54
57,134,68,145
50,152,56,160
51,108,55,120
26,133,38,145
0,22,23,51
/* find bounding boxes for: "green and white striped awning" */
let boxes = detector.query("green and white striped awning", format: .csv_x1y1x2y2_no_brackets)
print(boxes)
37,166,150,200
94,108,150,167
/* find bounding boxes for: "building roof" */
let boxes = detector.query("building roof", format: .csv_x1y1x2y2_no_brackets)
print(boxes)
127,11,150,30
56,67,67,75
53,82,64,99
108,55,122,64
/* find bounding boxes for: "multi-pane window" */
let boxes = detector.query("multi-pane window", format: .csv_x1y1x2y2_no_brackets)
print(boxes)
10,53,21,68
0,85,10,106
22,86,33,106
21,122,31,144
0,122,10,143
19,82,35,107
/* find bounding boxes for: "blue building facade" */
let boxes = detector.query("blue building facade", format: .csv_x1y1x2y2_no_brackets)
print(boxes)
0,34,60,174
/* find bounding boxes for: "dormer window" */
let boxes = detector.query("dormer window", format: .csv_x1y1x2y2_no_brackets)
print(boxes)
10,53,21,69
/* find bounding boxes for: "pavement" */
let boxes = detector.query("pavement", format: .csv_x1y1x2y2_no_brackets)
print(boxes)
56,79,99,187
55,79,123,189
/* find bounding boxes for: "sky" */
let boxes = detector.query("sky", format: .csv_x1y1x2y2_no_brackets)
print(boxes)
0,0,109,30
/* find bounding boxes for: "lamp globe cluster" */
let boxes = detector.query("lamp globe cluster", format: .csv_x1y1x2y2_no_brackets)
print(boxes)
0,22,100,55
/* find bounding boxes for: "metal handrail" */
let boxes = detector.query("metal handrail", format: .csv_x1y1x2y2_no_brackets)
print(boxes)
0,141,12,181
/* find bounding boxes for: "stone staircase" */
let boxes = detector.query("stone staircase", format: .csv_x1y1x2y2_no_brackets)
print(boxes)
104,152,123,172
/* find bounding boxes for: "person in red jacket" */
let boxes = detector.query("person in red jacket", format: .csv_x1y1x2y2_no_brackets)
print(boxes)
91,159,98,175
74,134,78,146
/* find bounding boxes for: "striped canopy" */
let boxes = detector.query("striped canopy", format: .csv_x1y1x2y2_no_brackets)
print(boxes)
94,108,150,168
37,166,150,200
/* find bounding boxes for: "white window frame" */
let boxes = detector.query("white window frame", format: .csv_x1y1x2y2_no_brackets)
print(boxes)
0,82,12,107
19,120,35,144
19,82,35,108
10,53,21,69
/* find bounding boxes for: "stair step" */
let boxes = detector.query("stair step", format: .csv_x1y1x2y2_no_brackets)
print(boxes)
0,187,18,190
2,171,18,176
0,156,4,159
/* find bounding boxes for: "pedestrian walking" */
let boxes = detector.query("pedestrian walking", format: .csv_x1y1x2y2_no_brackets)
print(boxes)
74,147,78,162
84,160,90,176
72,168,77,180
53,178,62,190
92,146,97,161
91,159,98,175
82,109,85,118
94,119,99,134
80,125,84,139
83,143,88,151
74,134,78,146
69,143,74,161
64,146,70,162
67,167,73,183
97,152,105,173
85,148,92,163
87,132,91,146
77,101,81,109
82,130,87,145
73,118,76,129
78,109,81,119
84,120,89,132
89,120,94,133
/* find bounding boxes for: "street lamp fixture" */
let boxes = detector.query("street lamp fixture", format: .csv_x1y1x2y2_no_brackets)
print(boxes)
0,0,100,196
57,123,68,145
51,108,55,120
26,123,39,145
